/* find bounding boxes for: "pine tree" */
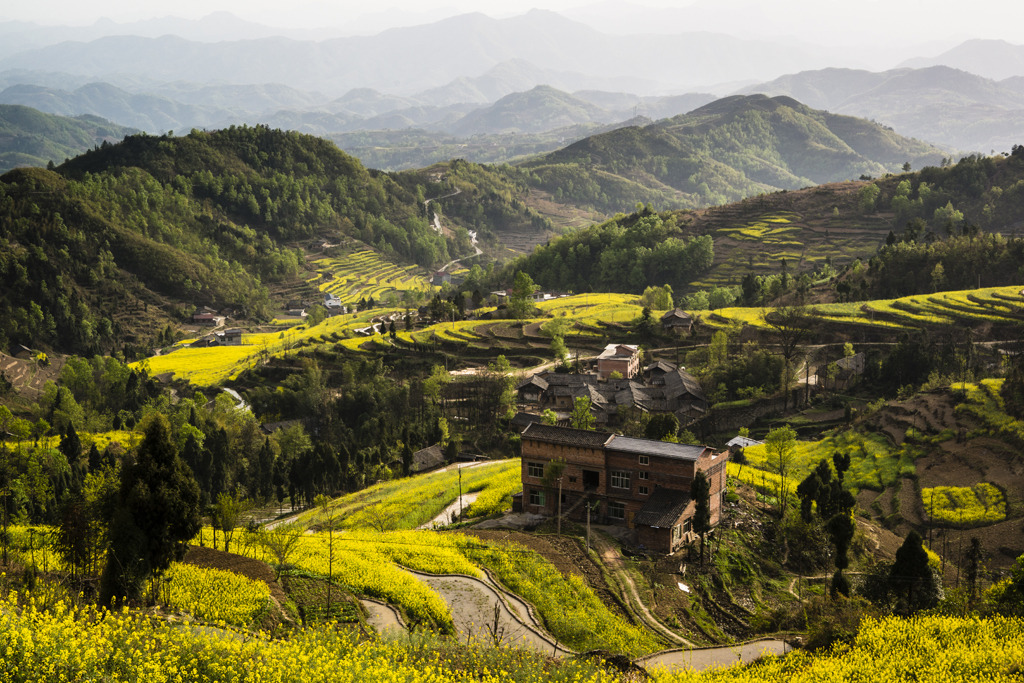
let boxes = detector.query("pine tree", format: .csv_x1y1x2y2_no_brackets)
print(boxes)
98,415,201,606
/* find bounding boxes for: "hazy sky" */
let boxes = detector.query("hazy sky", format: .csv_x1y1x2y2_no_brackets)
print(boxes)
2,0,1021,47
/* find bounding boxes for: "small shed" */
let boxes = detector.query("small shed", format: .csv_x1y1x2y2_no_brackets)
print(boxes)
661,309,693,334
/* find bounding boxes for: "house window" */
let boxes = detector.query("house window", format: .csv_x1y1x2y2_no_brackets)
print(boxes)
638,485,649,495
638,471,649,481
608,501,625,520
527,462,544,478
569,476,577,483
672,524,682,541
639,455,649,466
529,489,546,506
683,518,692,534
610,470,630,489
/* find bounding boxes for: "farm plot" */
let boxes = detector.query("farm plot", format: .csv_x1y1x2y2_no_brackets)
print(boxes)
921,483,1007,526
314,250,432,305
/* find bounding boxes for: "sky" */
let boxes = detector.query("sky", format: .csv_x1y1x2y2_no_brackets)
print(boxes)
1,0,1021,47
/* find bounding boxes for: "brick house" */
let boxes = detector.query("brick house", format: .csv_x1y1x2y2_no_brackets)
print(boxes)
519,423,728,554
596,344,640,380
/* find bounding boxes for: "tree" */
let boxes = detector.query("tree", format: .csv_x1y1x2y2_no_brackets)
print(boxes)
570,396,595,430
508,271,538,319
212,489,248,554
762,306,813,410
764,424,797,518
315,494,340,617
889,530,939,613
644,413,679,441
541,409,558,426
258,523,302,580
691,470,711,566
99,414,202,605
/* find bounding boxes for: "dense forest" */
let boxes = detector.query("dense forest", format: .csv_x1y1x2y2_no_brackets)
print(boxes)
0,126,548,357
494,206,714,293
838,150,1024,300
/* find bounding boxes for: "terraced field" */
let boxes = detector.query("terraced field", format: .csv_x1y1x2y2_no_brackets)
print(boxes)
705,286,1024,332
313,250,433,305
689,200,891,288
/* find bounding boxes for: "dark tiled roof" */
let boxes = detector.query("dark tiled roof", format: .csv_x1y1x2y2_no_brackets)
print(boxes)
607,435,706,461
633,486,692,527
521,423,614,448
511,412,544,429
517,375,549,391
646,360,677,374
412,444,445,473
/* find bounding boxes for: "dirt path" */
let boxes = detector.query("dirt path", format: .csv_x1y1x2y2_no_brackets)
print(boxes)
407,570,571,655
419,491,481,529
590,534,694,648
639,639,791,671
360,598,405,634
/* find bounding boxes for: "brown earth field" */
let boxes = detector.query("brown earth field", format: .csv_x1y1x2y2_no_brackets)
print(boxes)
862,389,1024,568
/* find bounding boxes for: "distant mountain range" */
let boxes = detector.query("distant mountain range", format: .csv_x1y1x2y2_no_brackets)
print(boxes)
0,104,136,170
740,65,1024,154
2,11,1024,171
0,11,840,96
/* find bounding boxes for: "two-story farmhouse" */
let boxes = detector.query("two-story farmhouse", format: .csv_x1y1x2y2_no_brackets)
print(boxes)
520,423,728,553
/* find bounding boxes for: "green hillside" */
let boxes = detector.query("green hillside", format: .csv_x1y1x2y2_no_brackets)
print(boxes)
0,104,137,171
518,94,945,215
0,127,490,356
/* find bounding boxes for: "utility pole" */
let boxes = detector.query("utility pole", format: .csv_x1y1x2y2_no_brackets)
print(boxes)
458,465,463,522
557,477,563,535
586,500,592,550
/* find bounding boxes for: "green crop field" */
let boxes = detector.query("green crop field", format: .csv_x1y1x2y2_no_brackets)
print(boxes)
921,483,1007,526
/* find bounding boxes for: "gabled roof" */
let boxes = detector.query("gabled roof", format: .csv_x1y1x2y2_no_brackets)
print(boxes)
412,444,446,473
835,352,866,373
646,360,677,374
633,486,692,528
661,309,693,325
597,343,639,360
662,369,705,401
517,375,549,391
606,435,706,461
521,422,614,448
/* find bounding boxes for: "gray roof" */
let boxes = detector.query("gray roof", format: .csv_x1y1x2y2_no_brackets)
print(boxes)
726,436,763,449
607,435,706,461
517,375,549,391
521,422,614,448
412,444,445,473
633,487,692,527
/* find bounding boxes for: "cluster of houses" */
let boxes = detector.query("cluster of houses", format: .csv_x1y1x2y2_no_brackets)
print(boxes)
517,345,707,427
511,339,725,554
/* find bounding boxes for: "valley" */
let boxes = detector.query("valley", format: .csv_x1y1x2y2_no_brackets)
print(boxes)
1,5,1024,681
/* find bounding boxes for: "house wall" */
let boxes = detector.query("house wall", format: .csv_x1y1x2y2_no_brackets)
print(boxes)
521,431,728,552
597,356,638,380
521,436,607,515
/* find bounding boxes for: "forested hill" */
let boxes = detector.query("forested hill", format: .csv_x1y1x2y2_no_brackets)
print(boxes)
518,94,947,215
0,126,545,357
505,150,1024,301
0,104,137,172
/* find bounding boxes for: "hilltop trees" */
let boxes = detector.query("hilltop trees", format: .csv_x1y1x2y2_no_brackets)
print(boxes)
501,210,713,295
